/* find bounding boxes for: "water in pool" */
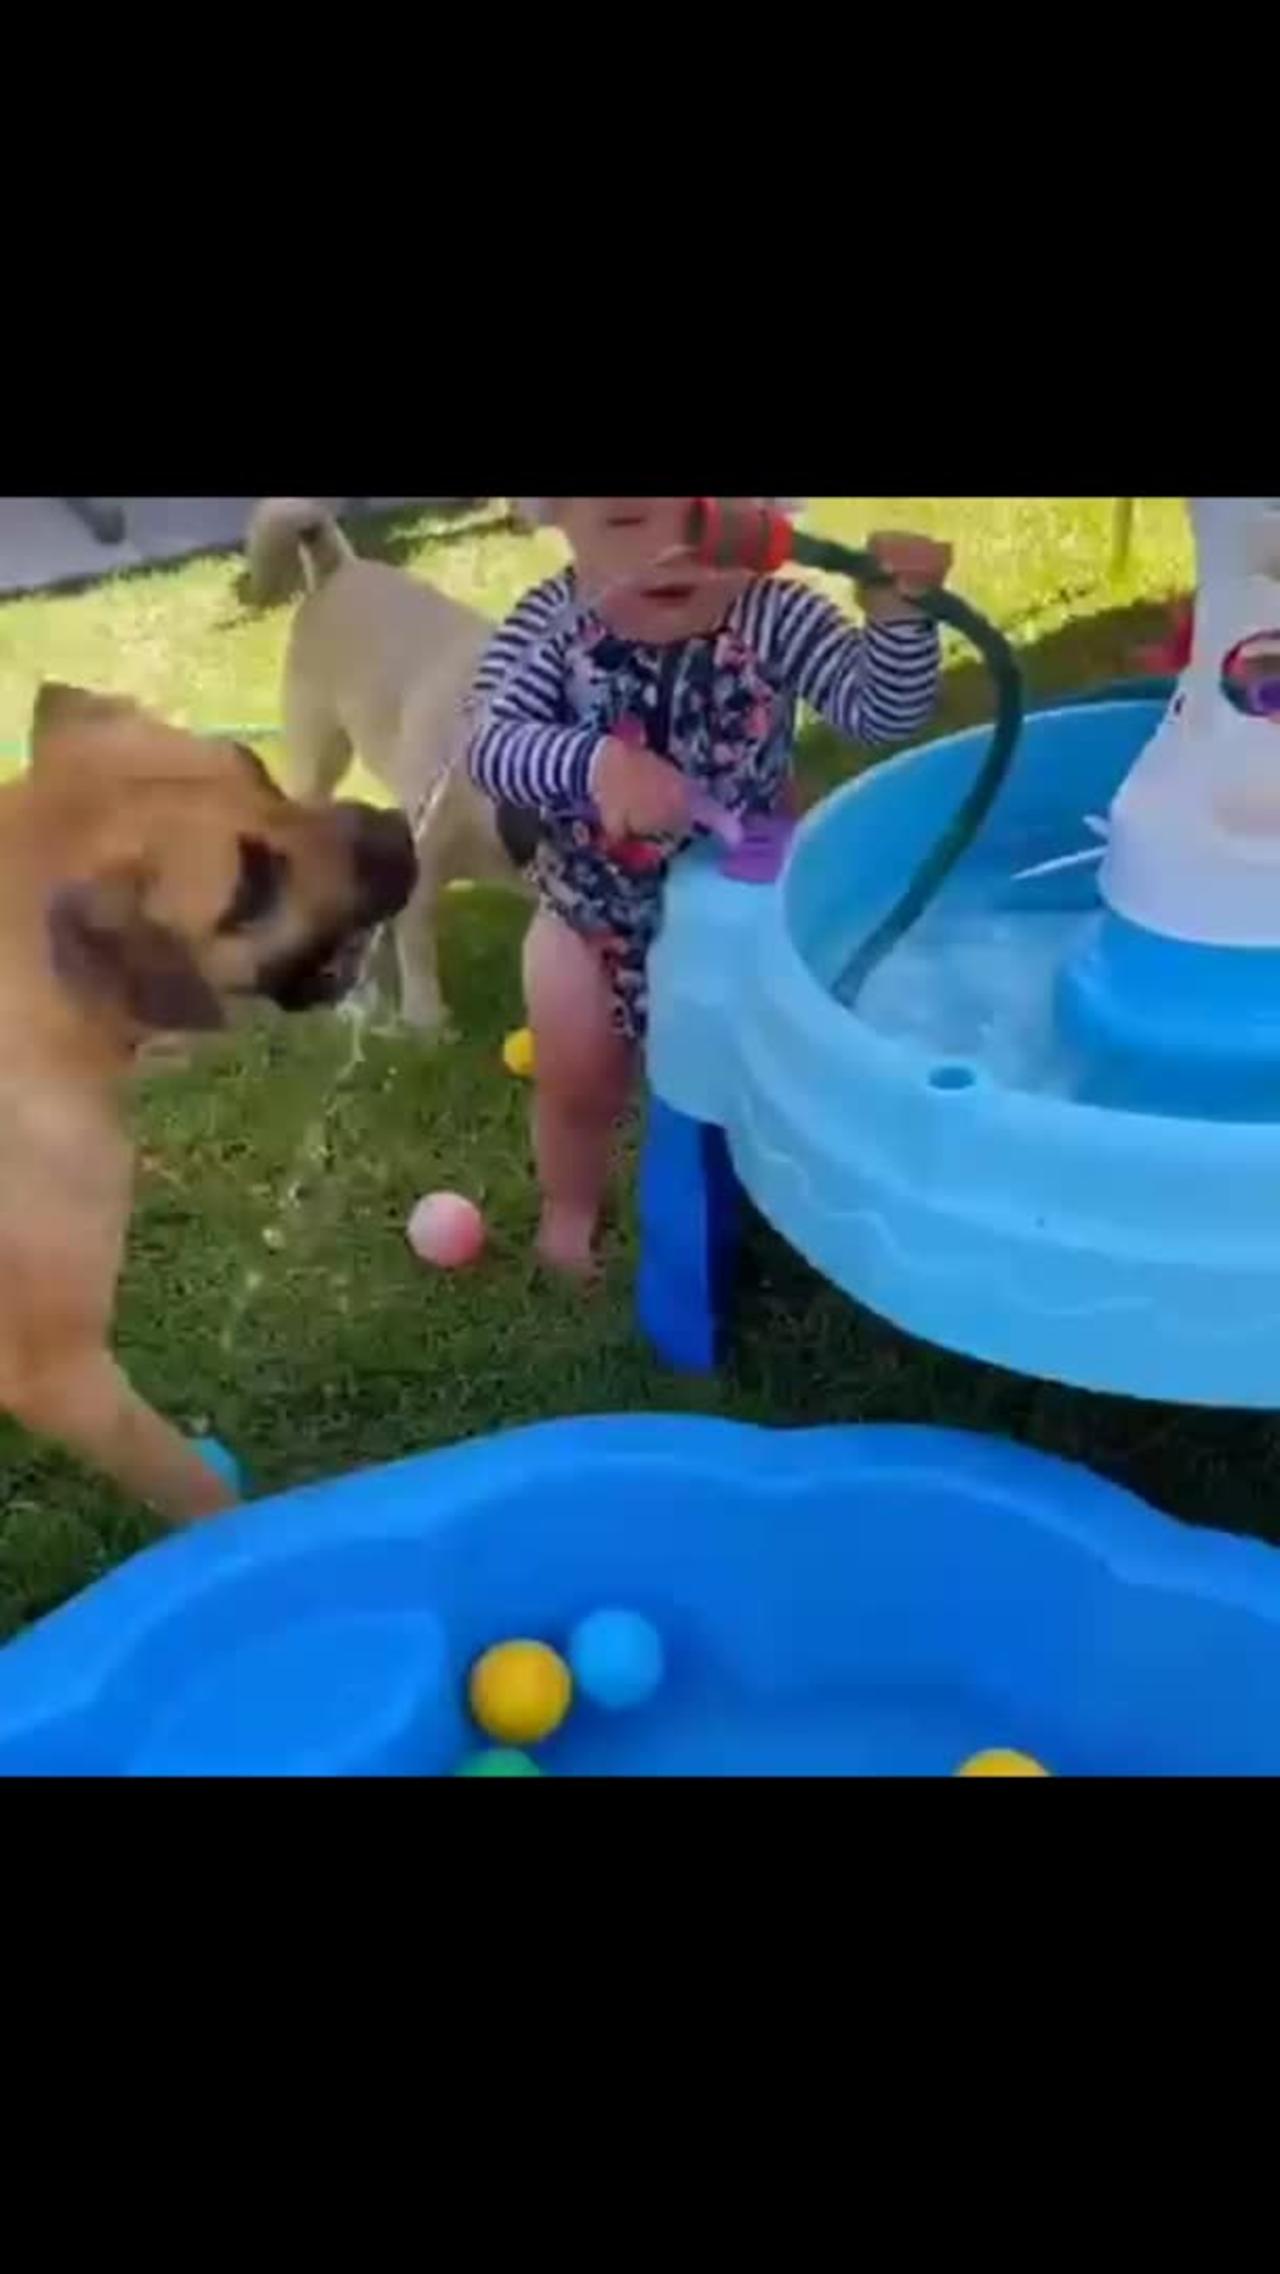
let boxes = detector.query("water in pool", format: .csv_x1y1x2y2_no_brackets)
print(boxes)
855,900,1091,1101
845,853,1280,1123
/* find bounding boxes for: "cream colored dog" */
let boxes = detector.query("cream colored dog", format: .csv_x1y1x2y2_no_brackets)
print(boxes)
245,500,534,1034
0,683,415,1523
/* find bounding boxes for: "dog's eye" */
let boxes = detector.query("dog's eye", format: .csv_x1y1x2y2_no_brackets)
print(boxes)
217,836,288,933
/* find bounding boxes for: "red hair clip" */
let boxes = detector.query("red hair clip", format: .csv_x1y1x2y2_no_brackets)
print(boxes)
685,499,794,576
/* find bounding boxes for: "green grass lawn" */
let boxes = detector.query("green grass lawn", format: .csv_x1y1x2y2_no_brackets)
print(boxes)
7,495,1267,1647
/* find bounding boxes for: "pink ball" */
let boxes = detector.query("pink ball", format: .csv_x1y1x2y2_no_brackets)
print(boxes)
406,1191,486,1270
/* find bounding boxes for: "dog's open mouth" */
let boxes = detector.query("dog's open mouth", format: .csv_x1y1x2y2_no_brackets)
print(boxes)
260,929,372,1012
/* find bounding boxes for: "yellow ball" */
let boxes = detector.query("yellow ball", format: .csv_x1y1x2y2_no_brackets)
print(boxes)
502,1026,536,1079
469,1640,573,1746
957,1748,1051,1777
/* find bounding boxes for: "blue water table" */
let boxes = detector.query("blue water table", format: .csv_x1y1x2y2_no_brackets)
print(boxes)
6,1414,1280,1774
639,497,1280,1407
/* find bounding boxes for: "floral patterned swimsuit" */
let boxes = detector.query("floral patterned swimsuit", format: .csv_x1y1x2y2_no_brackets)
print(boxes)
467,568,941,1044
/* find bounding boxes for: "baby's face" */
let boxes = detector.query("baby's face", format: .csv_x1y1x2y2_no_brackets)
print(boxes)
552,497,756,645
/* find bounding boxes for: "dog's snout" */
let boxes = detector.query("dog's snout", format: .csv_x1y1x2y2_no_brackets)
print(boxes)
332,801,418,919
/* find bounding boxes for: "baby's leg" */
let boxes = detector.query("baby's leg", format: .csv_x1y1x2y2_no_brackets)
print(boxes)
523,910,635,1280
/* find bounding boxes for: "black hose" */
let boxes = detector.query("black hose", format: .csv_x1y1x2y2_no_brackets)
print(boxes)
789,531,1025,1004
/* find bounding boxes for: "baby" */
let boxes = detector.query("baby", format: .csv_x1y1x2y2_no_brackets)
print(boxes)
466,497,952,1279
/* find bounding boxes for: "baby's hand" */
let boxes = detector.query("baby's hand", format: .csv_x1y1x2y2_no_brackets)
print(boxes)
862,530,954,621
592,736,692,841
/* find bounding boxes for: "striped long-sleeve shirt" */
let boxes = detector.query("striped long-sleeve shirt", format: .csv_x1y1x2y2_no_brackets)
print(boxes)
466,568,942,812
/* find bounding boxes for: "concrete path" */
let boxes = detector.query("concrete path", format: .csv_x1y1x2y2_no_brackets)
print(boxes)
0,498,439,599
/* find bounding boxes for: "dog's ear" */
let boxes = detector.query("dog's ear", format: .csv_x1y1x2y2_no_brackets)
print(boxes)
46,868,225,1032
32,682,135,748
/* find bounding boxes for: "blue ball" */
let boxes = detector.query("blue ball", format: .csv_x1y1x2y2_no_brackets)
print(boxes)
192,1435,244,1496
569,1609,664,1712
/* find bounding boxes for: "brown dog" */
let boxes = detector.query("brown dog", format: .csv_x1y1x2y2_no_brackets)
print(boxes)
0,682,416,1524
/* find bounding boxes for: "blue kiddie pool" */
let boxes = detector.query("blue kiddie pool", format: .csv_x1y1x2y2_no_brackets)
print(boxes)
4,1415,1280,1775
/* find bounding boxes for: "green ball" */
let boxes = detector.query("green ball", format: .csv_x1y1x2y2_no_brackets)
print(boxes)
456,1749,544,1778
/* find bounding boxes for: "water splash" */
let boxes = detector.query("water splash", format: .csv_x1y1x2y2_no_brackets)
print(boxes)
1010,813,1109,885
217,760,457,1358
855,899,1094,1098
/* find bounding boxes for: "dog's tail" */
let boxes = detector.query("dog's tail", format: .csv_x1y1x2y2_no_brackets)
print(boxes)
244,498,357,605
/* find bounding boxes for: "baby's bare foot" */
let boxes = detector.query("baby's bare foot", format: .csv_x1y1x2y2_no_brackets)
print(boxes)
536,1207,600,1285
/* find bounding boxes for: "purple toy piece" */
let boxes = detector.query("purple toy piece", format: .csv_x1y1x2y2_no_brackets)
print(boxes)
687,791,797,882
590,716,790,874
686,788,744,849
564,789,792,882
717,812,796,884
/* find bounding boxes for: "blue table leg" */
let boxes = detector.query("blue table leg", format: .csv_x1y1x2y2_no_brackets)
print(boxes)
637,1095,742,1371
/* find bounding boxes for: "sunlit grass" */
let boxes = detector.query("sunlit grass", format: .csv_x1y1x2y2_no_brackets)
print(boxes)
3,497,1244,1647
